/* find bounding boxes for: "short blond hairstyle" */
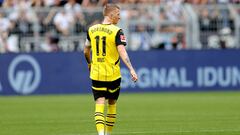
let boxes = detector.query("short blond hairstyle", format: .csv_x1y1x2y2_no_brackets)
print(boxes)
103,4,120,16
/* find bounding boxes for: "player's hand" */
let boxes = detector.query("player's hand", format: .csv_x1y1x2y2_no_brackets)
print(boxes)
130,69,138,82
88,64,91,71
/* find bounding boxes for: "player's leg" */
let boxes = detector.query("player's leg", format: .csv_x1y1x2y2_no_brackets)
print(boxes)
105,99,117,135
92,80,108,135
95,97,106,135
105,78,121,135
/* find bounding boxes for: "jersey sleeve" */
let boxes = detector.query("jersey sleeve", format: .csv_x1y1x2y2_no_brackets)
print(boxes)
115,29,127,46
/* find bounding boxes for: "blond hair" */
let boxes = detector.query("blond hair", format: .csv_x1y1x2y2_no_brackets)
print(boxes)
103,4,120,16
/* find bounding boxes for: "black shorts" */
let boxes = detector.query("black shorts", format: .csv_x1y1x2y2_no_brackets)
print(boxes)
91,78,121,101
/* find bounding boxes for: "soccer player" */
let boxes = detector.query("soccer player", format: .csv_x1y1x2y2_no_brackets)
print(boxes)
84,4,138,135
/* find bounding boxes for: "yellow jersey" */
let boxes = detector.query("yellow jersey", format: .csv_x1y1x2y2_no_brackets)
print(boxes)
87,24,127,81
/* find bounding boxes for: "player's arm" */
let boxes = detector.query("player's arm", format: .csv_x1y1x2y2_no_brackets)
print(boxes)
84,31,91,71
116,29,138,82
117,45,138,82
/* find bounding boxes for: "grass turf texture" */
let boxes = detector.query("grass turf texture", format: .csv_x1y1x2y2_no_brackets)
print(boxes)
0,91,240,135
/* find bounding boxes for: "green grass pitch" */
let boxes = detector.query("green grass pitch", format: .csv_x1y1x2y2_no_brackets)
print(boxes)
1,91,240,135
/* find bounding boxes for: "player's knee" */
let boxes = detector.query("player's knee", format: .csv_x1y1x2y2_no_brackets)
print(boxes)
108,99,117,105
96,97,105,104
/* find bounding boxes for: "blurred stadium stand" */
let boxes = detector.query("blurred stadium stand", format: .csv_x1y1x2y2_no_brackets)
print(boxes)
0,0,240,53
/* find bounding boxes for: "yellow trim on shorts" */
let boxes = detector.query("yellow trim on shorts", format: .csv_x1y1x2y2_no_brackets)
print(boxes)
108,86,120,93
92,86,107,91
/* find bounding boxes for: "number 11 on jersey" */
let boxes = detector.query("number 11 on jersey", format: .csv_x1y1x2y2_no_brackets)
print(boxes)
95,36,106,56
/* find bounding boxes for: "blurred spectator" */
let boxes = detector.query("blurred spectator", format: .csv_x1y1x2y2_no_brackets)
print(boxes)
165,0,184,23
31,0,44,7
11,9,31,34
151,32,185,50
121,5,154,32
0,12,12,37
218,27,235,49
130,24,152,50
2,0,16,8
43,0,57,7
8,0,38,35
64,0,86,26
170,33,184,50
217,0,231,28
53,9,75,36
231,0,240,4
0,35,7,53
64,0,82,15
41,33,60,52
208,27,236,49
84,8,103,27
42,0,63,29
0,0,238,53
137,6,154,23
158,0,185,33
199,8,211,31
195,1,235,48
0,12,14,52
82,0,107,6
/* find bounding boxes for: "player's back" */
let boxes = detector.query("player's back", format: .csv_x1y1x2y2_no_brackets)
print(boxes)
88,24,122,81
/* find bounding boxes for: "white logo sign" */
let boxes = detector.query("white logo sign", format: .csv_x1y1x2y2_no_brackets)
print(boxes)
8,55,41,95
121,66,240,89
